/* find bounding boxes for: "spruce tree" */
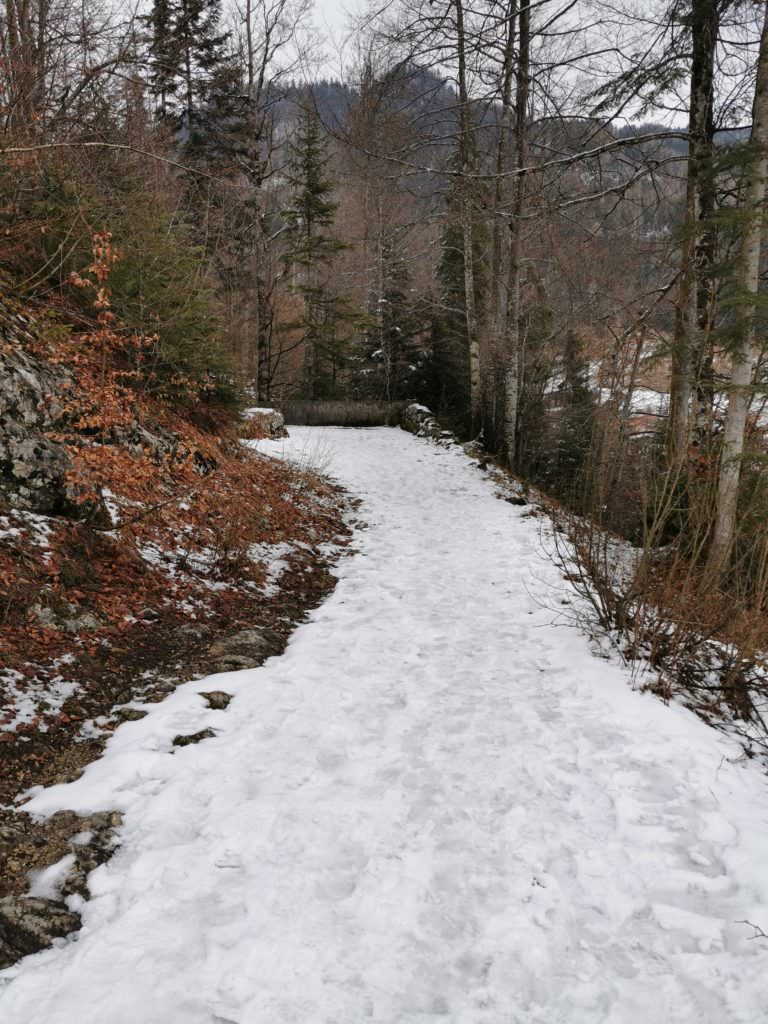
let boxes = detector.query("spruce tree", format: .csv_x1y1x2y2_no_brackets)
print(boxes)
145,0,230,135
283,105,349,399
543,329,596,504
427,181,487,434
283,106,344,271
146,0,177,121
354,237,424,401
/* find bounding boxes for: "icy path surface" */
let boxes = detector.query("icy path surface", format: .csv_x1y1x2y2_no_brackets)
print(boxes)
2,428,768,1024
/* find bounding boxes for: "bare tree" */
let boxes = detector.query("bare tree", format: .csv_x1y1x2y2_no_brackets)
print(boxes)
708,0,768,570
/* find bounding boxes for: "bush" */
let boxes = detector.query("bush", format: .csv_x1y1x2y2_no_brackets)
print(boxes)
1,157,232,403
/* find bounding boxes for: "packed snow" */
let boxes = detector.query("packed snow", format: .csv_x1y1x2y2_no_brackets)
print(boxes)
1,427,768,1023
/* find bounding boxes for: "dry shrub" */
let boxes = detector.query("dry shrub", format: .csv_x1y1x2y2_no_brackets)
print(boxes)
0,238,347,684
283,400,408,427
549,498,768,755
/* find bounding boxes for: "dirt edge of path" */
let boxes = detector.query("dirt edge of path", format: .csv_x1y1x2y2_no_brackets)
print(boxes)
0,503,359,971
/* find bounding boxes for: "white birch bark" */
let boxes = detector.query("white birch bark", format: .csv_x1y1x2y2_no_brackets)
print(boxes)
708,2,768,569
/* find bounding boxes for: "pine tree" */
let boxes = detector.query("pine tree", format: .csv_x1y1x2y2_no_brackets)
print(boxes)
282,104,350,399
283,105,345,271
542,329,596,503
427,181,487,434
146,0,177,121
145,0,230,135
354,237,424,401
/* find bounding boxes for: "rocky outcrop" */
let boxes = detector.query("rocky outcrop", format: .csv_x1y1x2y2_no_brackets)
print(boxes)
0,304,217,523
28,599,101,633
0,808,122,967
400,404,455,443
108,420,217,477
240,407,288,440
0,342,76,516
0,896,80,967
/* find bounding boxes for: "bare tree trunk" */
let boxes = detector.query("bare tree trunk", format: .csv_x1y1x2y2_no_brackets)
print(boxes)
489,0,517,351
668,183,696,466
185,46,193,131
667,0,718,468
454,0,482,436
690,2,719,464
245,0,255,97
256,270,272,401
708,2,768,570
503,0,529,466
4,0,47,133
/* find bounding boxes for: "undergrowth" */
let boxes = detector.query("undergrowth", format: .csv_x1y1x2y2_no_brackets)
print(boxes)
0,235,347,741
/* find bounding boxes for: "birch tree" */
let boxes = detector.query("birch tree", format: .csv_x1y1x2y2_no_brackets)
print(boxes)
708,0,768,570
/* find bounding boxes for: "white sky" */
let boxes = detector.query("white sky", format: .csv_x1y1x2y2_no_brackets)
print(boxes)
312,0,366,76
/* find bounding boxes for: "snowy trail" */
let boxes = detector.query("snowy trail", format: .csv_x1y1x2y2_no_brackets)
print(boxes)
2,426,768,1023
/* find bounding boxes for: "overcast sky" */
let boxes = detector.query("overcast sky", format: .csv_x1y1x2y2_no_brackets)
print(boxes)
312,0,365,76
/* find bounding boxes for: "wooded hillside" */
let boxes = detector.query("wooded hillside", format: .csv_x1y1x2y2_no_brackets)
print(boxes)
1,0,768,739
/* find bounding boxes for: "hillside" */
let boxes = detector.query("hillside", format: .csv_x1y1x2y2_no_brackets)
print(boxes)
0,258,350,959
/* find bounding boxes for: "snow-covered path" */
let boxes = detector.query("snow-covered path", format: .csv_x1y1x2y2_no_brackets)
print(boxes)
2,427,768,1023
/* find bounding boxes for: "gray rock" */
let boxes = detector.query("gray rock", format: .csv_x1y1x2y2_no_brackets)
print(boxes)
63,611,100,634
0,332,110,521
113,707,148,723
59,811,123,900
28,601,100,634
206,626,280,672
0,896,80,968
29,602,60,629
240,407,289,439
400,403,453,442
199,690,232,710
0,303,206,519
173,728,216,748
210,654,254,671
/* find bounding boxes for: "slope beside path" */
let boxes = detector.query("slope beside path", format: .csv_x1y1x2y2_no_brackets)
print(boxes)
1,426,768,1024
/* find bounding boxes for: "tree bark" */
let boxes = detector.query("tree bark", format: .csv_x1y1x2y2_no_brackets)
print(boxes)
504,0,529,467
708,2,768,570
454,0,482,436
489,0,518,356
667,0,718,468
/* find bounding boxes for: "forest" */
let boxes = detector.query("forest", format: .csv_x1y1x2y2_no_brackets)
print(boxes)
2,0,767,726
2,0,768,1012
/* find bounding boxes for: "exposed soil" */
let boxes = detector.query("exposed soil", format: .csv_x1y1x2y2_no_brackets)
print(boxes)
0,489,358,969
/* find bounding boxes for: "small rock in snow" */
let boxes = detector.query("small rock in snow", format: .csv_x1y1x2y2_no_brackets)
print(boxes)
0,896,80,969
173,728,217,748
199,691,232,711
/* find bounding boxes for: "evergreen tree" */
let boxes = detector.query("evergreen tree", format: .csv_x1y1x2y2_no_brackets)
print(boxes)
541,329,596,503
379,240,424,400
354,237,425,401
145,0,230,135
282,105,350,399
146,0,177,121
427,183,487,434
283,105,345,271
